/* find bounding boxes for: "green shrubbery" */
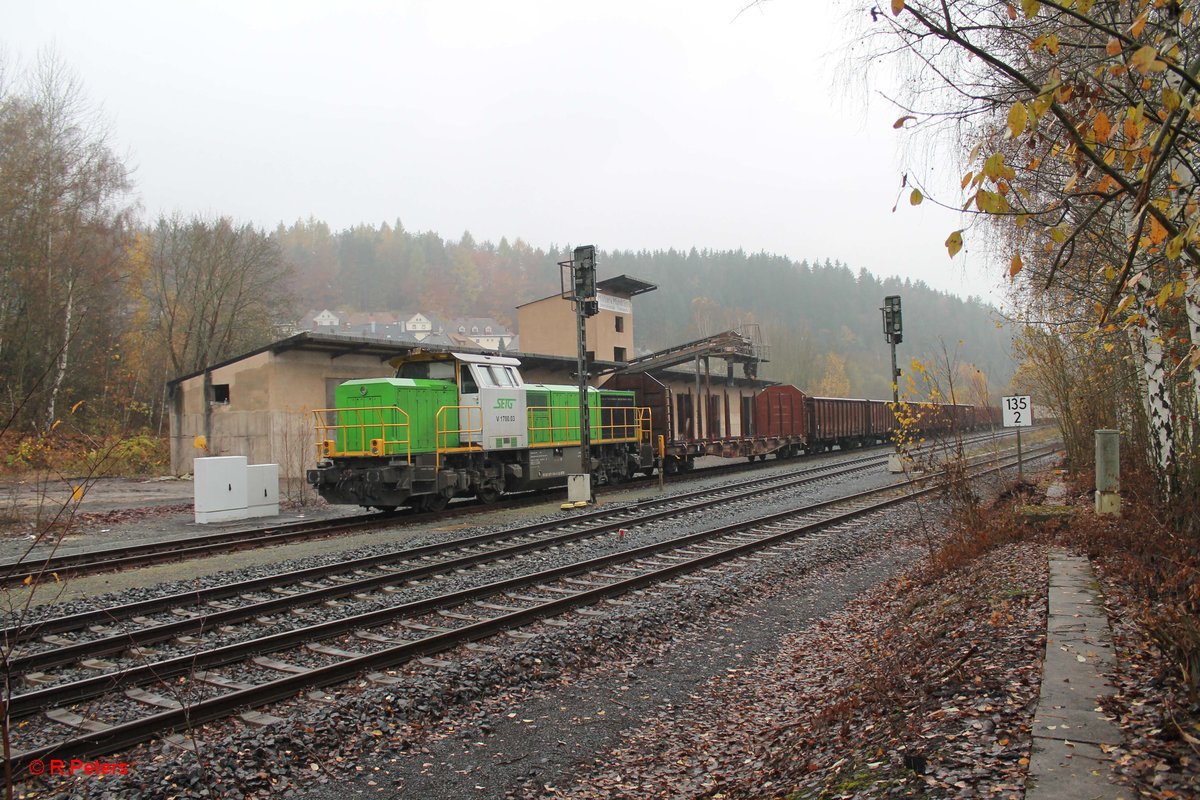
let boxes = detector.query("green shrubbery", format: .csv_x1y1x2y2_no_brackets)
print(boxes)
1,431,170,477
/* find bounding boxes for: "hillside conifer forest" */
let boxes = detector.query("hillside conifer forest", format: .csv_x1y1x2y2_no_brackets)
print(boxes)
277,218,1015,402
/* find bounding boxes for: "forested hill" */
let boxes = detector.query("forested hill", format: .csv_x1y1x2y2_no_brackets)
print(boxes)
277,219,1014,402
606,248,1015,401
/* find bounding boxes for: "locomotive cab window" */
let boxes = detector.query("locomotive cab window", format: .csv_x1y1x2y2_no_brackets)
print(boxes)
459,366,479,394
472,365,496,388
211,384,230,404
489,365,515,387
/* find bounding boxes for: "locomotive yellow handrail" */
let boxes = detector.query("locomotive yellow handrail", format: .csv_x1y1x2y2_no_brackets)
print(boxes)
525,405,651,447
435,405,484,470
637,407,653,445
311,406,412,461
593,405,651,444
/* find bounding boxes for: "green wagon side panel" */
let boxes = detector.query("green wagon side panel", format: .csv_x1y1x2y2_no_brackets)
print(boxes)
526,387,554,445
334,378,458,455
524,385,635,443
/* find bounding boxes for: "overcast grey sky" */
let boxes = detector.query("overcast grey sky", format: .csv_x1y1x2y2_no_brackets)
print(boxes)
3,0,1000,303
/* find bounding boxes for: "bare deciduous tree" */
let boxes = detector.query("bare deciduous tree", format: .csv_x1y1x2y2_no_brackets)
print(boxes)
0,50,134,432
136,214,294,377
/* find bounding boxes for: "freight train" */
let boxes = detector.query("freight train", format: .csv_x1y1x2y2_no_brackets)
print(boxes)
306,351,990,510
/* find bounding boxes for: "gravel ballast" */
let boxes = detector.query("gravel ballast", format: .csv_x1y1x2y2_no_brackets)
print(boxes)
11,456,1077,799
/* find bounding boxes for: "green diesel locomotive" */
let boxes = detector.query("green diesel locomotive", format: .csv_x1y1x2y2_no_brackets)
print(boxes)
307,351,655,510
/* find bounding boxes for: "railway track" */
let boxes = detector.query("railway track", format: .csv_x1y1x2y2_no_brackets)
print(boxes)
0,453,844,588
0,429,1018,587
4,448,893,658
7,442,1054,777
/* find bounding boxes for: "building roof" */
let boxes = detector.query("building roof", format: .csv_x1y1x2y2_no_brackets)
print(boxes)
515,273,658,308
166,331,622,389
344,311,399,326
597,274,657,297
449,316,510,334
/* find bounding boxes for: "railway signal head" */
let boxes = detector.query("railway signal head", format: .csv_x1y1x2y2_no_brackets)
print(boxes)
882,295,903,344
573,245,597,300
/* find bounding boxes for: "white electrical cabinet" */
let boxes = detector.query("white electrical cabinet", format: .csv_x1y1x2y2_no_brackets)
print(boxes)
246,463,281,518
194,456,250,523
194,457,281,523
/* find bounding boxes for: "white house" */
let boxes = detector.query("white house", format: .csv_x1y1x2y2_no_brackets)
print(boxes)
312,309,339,328
450,317,513,351
400,311,440,341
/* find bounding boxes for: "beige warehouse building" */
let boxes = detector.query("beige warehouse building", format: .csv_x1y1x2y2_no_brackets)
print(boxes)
166,333,620,484
515,275,656,364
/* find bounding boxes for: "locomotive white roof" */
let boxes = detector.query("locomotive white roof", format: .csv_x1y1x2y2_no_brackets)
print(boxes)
451,352,522,366
388,350,522,370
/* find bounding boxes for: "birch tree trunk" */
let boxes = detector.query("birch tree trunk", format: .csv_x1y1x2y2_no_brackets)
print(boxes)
1131,268,1175,499
1125,194,1176,500
1187,271,1200,422
45,277,73,431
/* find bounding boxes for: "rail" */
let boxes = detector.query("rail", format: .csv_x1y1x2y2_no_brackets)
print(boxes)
4,443,1056,774
311,406,411,461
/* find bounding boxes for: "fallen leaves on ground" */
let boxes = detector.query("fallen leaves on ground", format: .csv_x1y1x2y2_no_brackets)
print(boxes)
551,542,1049,799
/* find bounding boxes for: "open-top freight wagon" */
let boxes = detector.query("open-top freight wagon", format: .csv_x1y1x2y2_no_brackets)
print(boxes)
606,376,986,474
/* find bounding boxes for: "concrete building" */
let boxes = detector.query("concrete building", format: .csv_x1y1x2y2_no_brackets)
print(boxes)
515,275,656,364
166,332,620,483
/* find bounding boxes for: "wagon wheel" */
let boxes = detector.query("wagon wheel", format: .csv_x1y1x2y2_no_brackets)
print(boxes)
476,485,502,504
422,493,450,512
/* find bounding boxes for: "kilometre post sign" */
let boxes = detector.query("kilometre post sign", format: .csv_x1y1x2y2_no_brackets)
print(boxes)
1002,395,1032,428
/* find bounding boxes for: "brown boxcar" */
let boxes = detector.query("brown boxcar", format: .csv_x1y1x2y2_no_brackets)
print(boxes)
897,401,977,437
808,397,874,450
754,385,807,439
978,405,1002,427
867,399,894,442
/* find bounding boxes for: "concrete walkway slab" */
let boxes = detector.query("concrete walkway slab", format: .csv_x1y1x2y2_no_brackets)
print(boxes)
1025,550,1129,800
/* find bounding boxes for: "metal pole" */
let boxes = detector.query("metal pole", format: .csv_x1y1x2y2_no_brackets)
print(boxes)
658,435,665,493
704,356,711,438
576,296,590,478
884,296,904,473
890,340,899,407
1016,428,1023,482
